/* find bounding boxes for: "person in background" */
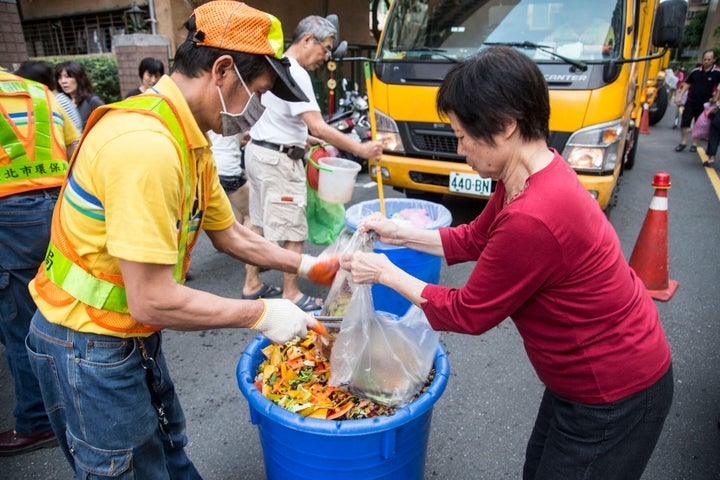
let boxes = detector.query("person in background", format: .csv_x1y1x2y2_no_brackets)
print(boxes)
664,67,678,103
208,130,250,225
341,46,673,480
243,15,382,310
55,61,105,128
24,2,335,478
125,57,165,98
207,130,268,281
0,67,79,456
14,60,83,133
701,89,720,168
674,50,720,152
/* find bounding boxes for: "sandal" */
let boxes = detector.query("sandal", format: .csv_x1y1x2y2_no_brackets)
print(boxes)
674,144,687,152
703,160,715,168
294,294,323,312
241,282,283,300
689,145,697,153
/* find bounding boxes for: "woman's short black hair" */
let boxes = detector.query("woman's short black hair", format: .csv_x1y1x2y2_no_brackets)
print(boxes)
138,57,165,79
436,46,550,145
171,15,269,82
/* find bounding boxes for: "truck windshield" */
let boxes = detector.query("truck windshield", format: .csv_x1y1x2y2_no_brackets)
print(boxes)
379,0,623,63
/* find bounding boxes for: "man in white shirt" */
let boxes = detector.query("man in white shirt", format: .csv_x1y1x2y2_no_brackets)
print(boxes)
243,15,382,311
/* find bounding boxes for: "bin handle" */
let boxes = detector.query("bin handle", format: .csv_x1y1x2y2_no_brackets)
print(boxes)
307,156,333,172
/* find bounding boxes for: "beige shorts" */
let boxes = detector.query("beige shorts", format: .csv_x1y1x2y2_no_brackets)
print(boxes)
245,141,307,242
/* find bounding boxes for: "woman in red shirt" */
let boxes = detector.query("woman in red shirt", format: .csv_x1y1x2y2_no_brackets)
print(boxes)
341,46,672,480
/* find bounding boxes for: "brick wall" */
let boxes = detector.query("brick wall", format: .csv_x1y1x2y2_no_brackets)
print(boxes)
113,33,170,99
0,0,29,72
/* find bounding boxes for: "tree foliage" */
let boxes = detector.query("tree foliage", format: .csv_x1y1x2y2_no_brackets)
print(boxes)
679,8,707,53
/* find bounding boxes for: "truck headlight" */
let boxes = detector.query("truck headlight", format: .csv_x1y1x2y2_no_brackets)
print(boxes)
562,120,623,173
374,109,405,153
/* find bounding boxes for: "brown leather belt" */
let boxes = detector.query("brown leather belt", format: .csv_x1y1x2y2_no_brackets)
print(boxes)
251,139,305,160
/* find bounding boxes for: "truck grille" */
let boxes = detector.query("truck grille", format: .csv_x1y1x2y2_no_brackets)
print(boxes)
414,133,458,154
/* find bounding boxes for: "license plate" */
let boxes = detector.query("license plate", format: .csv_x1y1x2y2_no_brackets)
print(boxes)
449,172,492,196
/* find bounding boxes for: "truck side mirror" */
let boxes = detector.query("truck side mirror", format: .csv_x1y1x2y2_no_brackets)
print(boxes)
651,0,688,48
333,40,348,61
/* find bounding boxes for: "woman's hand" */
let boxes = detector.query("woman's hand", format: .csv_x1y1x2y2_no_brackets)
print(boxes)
340,251,393,284
358,212,402,246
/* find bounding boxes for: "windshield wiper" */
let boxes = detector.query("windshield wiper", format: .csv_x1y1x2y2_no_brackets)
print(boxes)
404,47,459,63
483,41,587,72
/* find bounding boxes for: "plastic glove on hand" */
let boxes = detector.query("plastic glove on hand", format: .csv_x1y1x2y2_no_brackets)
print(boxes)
297,254,340,286
251,299,323,344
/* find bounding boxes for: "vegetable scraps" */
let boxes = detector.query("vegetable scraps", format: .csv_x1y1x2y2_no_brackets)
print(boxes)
254,331,431,421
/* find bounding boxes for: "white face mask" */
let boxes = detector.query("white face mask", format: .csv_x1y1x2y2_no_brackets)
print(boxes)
218,64,266,136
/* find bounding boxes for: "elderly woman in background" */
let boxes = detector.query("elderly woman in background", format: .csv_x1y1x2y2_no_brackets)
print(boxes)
55,61,104,128
341,46,673,480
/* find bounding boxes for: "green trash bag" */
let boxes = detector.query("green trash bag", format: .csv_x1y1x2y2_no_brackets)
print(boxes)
306,180,345,245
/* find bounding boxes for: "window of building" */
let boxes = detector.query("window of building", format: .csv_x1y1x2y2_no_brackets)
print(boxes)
22,9,133,57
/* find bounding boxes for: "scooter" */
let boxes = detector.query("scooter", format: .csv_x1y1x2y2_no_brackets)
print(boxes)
327,78,372,170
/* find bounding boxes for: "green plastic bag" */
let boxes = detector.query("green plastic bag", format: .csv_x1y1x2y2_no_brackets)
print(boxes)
306,180,346,245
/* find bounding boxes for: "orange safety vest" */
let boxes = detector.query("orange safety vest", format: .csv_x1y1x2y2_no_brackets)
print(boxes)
33,93,210,334
0,72,69,197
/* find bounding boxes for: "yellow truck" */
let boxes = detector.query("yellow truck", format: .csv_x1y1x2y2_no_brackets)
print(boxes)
368,0,687,210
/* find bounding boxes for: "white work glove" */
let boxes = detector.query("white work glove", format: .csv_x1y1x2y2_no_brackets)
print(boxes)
297,254,340,286
251,299,320,344
297,254,318,278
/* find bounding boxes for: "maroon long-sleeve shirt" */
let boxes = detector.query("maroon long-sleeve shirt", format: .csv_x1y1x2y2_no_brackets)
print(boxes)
421,152,671,404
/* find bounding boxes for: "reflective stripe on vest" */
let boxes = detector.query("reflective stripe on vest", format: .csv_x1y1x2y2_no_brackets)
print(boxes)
0,79,68,184
42,94,193,315
44,242,128,313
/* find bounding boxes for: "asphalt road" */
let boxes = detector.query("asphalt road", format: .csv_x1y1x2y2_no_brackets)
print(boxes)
1,107,719,479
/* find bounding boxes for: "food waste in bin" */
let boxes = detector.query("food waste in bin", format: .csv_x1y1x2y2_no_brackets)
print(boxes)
253,331,433,421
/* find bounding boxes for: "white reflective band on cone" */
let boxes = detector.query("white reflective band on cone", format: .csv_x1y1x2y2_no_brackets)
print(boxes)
649,196,668,211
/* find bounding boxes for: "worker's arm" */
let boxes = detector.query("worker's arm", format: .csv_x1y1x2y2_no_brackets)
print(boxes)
301,110,383,160
206,222,339,286
206,220,302,272
120,260,263,330
119,259,322,342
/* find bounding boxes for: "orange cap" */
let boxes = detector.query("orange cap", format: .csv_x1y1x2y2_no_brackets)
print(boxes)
188,1,308,102
190,1,284,58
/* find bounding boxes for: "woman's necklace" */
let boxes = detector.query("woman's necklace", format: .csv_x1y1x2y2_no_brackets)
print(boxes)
504,181,528,206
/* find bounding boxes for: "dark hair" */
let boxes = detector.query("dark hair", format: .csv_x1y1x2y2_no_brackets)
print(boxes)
436,46,549,145
138,57,164,79
15,60,56,90
172,16,269,81
55,61,95,104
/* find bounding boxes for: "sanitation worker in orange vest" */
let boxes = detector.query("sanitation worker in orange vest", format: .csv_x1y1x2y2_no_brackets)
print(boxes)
24,2,337,477
0,68,78,456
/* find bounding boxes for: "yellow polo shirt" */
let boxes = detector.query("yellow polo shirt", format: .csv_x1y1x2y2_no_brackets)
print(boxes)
30,75,235,336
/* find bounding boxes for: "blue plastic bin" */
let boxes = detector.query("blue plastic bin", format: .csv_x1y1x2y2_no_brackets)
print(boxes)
237,335,449,480
344,198,452,316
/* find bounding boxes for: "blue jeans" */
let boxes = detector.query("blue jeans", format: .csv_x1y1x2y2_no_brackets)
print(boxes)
26,311,201,479
0,189,56,433
523,365,673,480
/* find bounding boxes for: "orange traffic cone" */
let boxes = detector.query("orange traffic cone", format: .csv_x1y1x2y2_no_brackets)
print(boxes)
639,102,651,134
628,172,678,301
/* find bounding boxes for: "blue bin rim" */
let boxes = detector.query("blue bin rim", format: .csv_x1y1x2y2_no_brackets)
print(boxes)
237,334,449,436
344,198,452,233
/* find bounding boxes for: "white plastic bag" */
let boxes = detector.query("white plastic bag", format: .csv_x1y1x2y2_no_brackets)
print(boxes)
328,283,440,407
320,229,373,317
